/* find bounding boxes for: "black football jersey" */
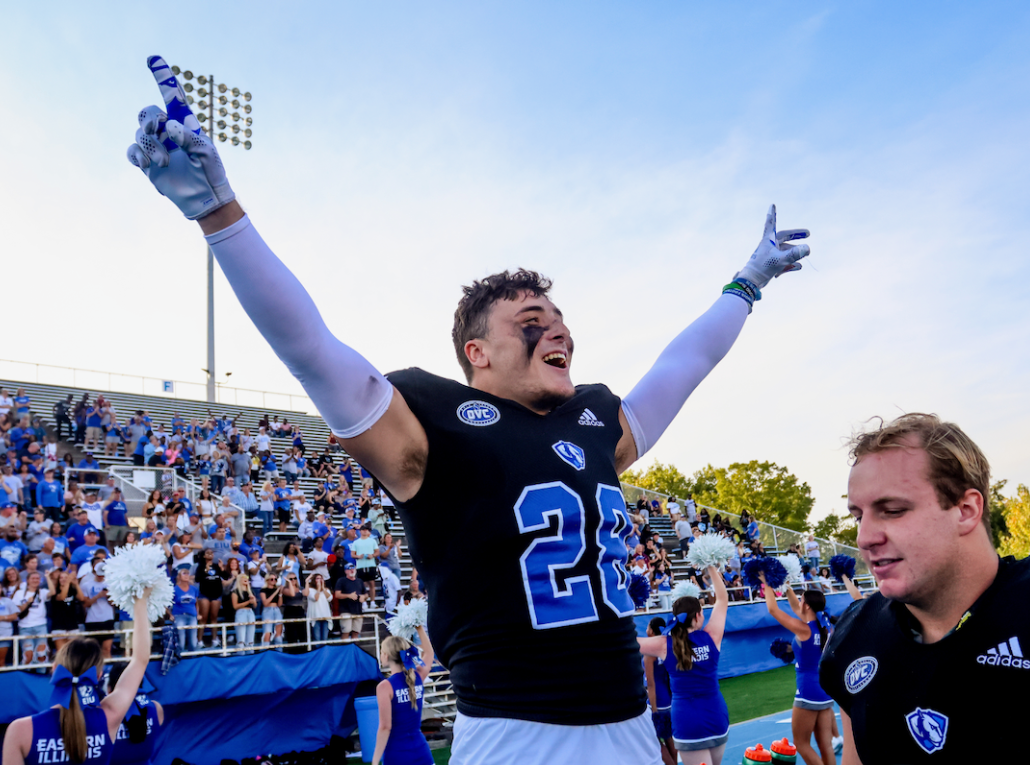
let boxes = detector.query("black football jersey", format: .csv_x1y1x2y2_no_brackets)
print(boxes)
385,368,645,725
820,556,1028,760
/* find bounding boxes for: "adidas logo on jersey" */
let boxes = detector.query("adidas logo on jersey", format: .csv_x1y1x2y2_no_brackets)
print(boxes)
977,636,1030,669
578,409,604,427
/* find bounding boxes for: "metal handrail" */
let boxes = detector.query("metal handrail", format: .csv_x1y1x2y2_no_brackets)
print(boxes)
0,615,380,672
0,360,315,414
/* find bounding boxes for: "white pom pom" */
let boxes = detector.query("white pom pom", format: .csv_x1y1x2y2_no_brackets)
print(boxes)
670,581,701,602
103,543,173,624
388,597,428,641
778,555,803,583
685,533,737,570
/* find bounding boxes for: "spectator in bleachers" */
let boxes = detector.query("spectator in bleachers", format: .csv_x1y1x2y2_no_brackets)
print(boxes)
312,447,334,479
304,573,332,644
353,525,379,609
1,522,29,572
38,537,58,571
334,563,367,640
367,500,388,539
15,569,50,664
281,571,306,649
82,560,115,658
142,489,165,528
231,445,251,488
293,491,314,528
13,388,31,420
281,449,298,484
273,477,297,533
277,541,306,582
334,526,358,568
69,527,104,570
231,574,258,654
209,447,229,494
2,465,24,508
26,508,49,552
379,533,402,580
20,554,47,588
103,487,130,546
234,481,259,520
258,480,275,535
0,389,13,418
255,426,271,454
171,567,200,652
297,509,317,546
203,525,235,567
261,451,278,483
2,565,20,597
172,530,202,572
83,399,103,452
197,487,216,524
195,548,225,647
260,577,284,649
46,566,83,651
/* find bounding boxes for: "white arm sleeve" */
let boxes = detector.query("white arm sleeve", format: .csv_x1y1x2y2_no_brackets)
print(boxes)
204,215,393,438
621,294,749,459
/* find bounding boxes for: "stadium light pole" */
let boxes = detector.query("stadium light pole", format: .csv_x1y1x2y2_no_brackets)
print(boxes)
171,64,254,403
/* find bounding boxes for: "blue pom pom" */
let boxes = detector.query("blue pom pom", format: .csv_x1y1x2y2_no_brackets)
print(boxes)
742,557,788,590
770,638,795,664
628,572,651,609
829,554,856,583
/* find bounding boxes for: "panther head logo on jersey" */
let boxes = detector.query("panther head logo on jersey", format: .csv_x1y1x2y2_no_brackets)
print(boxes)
905,707,948,754
552,441,586,471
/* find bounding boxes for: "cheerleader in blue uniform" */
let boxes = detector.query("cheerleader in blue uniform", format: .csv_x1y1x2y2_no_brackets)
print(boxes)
2,591,152,765
107,664,164,765
371,624,435,765
759,573,834,765
638,565,730,765
642,618,676,765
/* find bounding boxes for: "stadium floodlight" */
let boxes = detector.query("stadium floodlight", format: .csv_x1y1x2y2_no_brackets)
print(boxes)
173,64,255,402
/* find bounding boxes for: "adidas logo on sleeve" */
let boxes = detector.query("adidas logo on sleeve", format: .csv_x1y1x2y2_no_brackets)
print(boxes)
577,409,604,427
977,636,1029,669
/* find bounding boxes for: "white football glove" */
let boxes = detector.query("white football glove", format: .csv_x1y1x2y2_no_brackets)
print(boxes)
734,205,811,290
126,56,235,220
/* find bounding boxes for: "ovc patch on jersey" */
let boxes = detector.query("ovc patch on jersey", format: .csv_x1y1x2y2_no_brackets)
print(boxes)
552,441,586,471
456,400,500,427
844,656,878,694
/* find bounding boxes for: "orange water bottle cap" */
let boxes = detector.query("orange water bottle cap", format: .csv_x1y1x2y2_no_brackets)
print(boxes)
771,738,797,755
745,743,773,762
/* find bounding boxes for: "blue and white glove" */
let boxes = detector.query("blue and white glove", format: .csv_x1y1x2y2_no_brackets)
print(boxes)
734,205,810,290
126,56,235,220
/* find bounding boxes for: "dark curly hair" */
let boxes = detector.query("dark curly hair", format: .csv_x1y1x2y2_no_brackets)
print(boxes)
451,269,553,383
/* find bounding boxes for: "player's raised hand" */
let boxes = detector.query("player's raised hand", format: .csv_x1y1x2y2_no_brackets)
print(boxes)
126,56,235,220
733,205,811,290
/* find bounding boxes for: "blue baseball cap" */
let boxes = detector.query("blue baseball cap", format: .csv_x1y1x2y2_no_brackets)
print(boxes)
84,525,99,535
344,562,356,570
312,522,330,538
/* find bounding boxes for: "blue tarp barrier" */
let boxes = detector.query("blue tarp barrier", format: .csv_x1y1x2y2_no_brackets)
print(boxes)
1,645,382,765
633,592,855,678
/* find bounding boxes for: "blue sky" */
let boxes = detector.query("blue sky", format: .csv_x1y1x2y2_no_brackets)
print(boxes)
2,1,1028,520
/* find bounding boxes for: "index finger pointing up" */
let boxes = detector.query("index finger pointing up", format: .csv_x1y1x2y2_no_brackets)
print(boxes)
763,204,777,244
147,56,203,137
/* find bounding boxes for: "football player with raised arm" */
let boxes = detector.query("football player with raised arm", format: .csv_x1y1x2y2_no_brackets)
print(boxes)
127,57,811,765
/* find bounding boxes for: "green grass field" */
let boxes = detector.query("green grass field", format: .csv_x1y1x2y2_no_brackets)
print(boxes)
427,667,795,763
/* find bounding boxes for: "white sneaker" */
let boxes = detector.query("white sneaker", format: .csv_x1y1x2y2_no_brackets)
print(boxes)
832,736,844,753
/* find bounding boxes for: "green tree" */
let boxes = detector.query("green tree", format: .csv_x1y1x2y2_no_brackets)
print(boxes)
706,461,814,531
811,512,858,547
989,480,1011,549
997,484,1030,559
620,461,693,499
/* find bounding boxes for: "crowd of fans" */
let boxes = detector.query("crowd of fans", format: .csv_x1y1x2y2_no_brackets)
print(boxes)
625,495,847,608
0,387,422,668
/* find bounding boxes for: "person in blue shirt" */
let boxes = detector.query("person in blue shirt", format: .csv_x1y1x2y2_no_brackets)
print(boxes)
9,423,30,455
66,511,93,552
746,518,760,542
760,575,837,765
643,616,676,765
273,478,297,533
107,664,165,765
3,593,153,765
69,529,106,569
49,522,70,559
638,566,731,765
0,525,29,571
132,431,151,467
13,389,31,419
171,413,185,434
103,490,130,547
84,403,104,453
77,453,101,484
371,625,436,765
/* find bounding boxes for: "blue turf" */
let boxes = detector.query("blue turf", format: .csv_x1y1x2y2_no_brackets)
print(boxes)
724,707,842,764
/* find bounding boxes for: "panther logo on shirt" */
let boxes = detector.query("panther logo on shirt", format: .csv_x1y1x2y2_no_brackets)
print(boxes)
905,707,948,754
